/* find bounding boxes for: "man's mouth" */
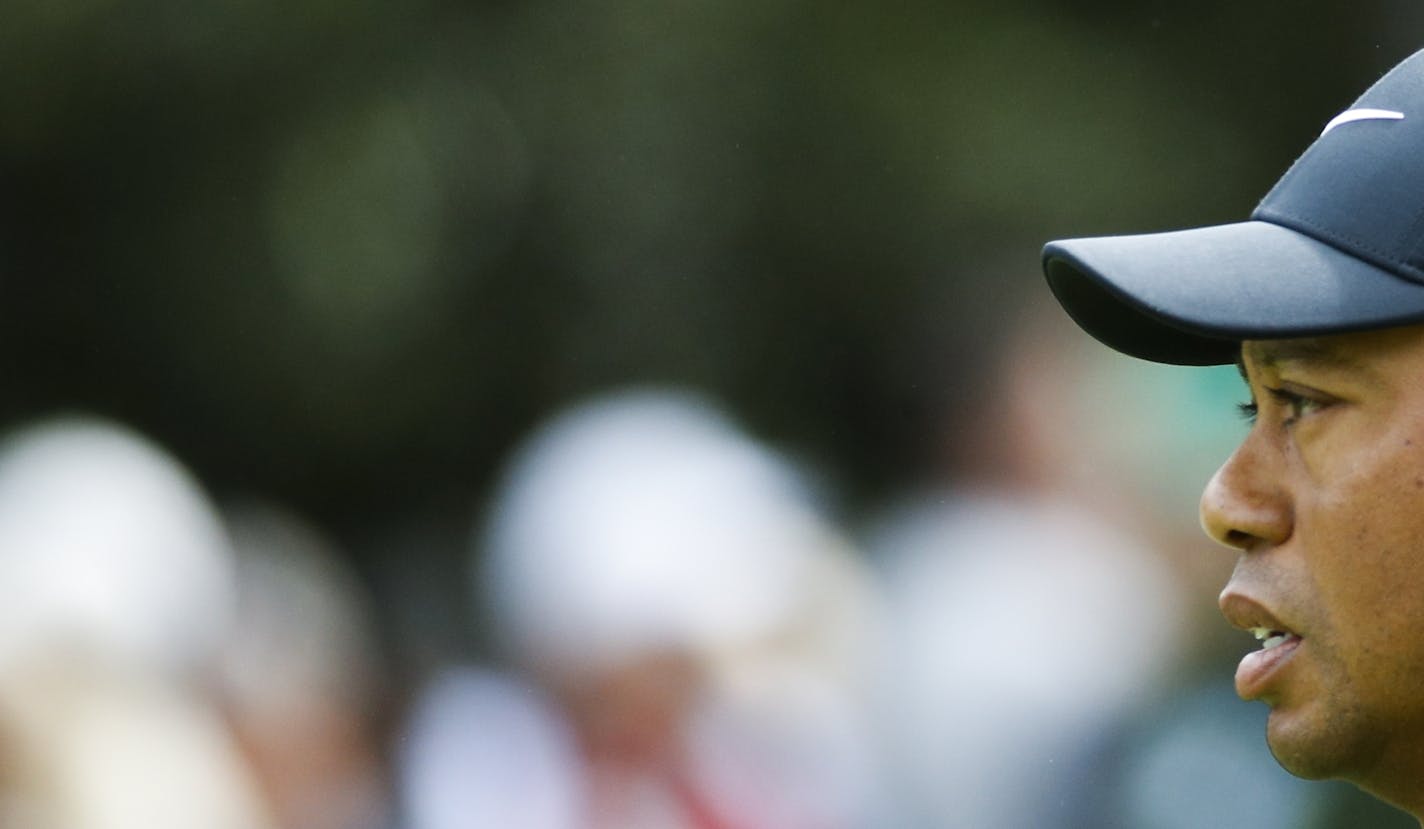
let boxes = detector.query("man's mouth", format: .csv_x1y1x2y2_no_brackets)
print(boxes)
1237,626,1302,700
1251,626,1299,651
1219,592,1304,699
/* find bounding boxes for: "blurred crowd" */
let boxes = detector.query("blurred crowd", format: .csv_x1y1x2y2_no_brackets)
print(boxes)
9,4,1424,827
0,305,1406,829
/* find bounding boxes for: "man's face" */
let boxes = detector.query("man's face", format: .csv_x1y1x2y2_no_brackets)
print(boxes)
1202,325,1424,800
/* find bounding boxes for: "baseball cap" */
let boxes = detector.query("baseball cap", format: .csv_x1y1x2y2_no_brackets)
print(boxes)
1042,48,1424,366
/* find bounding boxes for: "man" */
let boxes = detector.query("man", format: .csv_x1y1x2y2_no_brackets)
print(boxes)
1042,48,1424,821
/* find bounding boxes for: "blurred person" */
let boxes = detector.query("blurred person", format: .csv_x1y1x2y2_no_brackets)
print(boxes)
1042,48,1424,822
867,494,1189,828
216,501,394,829
866,303,1197,828
0,416,274,829
397,388,880,829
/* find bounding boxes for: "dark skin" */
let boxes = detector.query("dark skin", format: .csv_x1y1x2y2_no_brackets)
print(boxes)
1202,326,1424,822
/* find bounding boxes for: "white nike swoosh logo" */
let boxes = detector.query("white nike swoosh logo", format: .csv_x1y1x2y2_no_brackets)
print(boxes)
1321,108,1405,135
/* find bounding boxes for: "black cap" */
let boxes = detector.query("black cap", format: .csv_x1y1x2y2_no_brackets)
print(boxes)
1043,49,1424,366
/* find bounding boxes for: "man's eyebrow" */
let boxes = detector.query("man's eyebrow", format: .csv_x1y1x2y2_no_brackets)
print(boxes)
1242,339,1372,376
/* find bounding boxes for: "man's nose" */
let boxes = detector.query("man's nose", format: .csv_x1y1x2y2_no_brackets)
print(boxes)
1199,438,1292,552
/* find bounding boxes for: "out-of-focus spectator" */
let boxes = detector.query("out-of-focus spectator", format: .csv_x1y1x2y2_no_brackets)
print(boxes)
0,416,274,829
0,418,234,678
217,501,394,829
397,667,581,829
866,491,1186,828
398,388,880,829
865,302,1200,828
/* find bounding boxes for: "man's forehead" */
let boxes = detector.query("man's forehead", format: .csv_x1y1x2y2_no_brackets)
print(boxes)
1234,338,1366,385
1236,330,1420,385
1240,338,1342,370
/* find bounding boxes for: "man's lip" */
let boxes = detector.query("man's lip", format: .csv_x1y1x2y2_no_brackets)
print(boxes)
1218,591,1295,637
1219,590,1304,700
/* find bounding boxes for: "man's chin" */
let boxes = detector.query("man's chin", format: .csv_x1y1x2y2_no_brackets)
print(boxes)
1264,706,1371,782
1268,746,1335,781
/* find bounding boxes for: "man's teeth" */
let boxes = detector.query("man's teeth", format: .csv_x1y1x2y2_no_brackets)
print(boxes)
1250,626,1294,650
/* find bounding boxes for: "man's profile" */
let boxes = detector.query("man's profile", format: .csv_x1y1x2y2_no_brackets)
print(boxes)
1042,49,1424,822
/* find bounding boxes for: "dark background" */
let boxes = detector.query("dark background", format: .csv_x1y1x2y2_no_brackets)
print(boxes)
4,2,1421,664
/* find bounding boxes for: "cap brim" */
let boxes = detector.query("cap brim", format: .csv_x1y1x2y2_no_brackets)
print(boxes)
1042,220,1424,366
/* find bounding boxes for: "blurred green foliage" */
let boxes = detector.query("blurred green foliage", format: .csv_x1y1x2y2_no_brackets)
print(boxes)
1,0,1418,537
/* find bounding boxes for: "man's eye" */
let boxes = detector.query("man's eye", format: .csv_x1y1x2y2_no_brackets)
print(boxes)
1267,387,1325,425
1236,389,1326,427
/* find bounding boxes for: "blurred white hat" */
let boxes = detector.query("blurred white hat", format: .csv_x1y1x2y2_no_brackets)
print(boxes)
0,416,235,679
219,501,382,715
480,388,833,677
